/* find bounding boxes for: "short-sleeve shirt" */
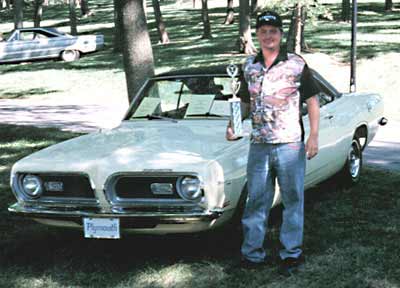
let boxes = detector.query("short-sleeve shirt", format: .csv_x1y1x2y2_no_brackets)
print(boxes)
243,49,320,144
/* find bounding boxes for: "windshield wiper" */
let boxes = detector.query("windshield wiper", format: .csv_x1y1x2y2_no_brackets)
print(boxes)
186,112,226,118
132,114,178,123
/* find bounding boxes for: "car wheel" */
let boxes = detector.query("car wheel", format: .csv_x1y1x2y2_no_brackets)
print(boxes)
340,138,362,186
61,50,80,62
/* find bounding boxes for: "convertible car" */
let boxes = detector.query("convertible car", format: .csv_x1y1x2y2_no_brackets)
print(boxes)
8,66,385,239
0,27,104,63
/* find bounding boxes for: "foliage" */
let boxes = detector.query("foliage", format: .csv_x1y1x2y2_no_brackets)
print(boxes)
260,0,334,24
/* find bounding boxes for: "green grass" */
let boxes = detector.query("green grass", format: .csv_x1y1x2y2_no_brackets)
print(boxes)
1,0,399,122
1,124,400,287
0,2,399,285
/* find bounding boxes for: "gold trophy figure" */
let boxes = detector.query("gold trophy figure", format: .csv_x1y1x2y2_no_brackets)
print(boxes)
227,64,243,136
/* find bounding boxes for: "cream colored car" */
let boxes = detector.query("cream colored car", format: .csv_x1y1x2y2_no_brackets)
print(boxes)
8,66,385,238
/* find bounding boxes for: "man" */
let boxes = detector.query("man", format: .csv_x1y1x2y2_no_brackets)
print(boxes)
226,11,320,275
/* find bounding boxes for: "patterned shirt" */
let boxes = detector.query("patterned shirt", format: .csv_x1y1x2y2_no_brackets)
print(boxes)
243,49,320,144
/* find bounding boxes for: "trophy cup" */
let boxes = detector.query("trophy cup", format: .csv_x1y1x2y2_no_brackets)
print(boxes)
227,64,243,136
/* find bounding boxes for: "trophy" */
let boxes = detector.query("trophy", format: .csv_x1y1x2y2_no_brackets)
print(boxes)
227,64,243,136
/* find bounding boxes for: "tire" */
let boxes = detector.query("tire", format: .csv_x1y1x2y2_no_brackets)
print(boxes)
61,50,80,62
231,185,248,226
339,138,362,186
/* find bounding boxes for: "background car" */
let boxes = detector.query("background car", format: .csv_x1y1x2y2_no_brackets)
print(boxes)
8,65,385,239
0,27,104,63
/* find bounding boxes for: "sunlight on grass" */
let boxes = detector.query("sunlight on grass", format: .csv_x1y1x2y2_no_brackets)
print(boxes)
13,276,60,288
134,262,227,288
1,140,56,149
318,33,400,43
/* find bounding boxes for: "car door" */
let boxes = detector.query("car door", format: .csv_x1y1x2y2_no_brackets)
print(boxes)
303,74,341,187
10,30,40,61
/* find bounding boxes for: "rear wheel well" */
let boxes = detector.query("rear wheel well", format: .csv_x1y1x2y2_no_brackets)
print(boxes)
354,125,368,151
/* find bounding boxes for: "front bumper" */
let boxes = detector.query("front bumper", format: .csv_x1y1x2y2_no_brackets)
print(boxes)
8,203,223,229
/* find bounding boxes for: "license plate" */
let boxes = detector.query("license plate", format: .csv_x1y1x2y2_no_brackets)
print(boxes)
83,218,120,239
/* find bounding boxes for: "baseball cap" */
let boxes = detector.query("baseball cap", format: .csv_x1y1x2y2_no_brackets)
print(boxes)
256,11,283,29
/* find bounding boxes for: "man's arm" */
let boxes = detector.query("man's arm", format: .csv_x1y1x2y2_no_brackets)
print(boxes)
305,95,320,160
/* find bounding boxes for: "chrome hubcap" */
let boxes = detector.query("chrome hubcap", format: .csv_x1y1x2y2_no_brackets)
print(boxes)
63,51,76,61
349,145,360,178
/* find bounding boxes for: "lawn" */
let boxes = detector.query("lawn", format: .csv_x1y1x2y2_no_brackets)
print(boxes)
0,1,400,287
1,124,400,287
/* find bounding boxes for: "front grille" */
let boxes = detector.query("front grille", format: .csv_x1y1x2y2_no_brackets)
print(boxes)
114,176,180,199
16,173,96,203
40,174,94,199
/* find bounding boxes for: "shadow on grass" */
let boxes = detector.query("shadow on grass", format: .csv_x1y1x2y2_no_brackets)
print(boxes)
1,124,400,287
0,88,62,99
0,104,110,132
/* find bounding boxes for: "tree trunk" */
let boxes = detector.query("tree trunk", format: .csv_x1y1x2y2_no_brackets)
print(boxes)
286,4,304,54
117,0,155,104
80,0,92,16
223,0,234,25
385,0,393,11
152,0,170,44
250,0,257,15
300,7,308,51
201,0,212,39
113,0,123,52
341,0,351,22
69,0,78,35
239,0,256,54
14,0,24,29
33,0,44,28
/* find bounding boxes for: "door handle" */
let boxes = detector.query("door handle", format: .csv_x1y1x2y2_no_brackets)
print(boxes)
324,115,334,120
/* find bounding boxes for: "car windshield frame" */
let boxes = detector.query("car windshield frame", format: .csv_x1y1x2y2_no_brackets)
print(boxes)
124,74,240,121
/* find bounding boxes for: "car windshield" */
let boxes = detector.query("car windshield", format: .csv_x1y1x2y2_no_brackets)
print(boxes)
126,76,239,120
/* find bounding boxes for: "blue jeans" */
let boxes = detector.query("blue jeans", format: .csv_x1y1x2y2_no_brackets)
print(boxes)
241,142,306,262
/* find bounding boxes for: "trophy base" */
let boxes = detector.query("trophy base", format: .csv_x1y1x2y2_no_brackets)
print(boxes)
229,98,243,136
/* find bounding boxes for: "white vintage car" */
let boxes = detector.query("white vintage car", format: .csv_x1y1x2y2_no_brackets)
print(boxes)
8,66,385,238
0,27,104,63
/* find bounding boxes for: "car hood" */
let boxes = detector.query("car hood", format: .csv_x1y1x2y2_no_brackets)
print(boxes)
12,120,246,177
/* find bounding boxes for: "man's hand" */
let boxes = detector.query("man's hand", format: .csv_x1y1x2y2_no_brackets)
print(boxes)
305,134,318,160
226,126,241,141
305,95,320,160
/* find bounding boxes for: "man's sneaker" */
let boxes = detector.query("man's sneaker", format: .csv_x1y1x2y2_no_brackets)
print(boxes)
278,255,305,276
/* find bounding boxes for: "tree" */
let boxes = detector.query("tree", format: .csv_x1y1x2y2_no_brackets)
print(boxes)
113,0,123,52
250,0,258,14
385,0,393,11
152,0,170,44
80,0,93,17
33,0,44,27
116,0,155,103
201,0,212,39
14,0,24,28
223,0,234,25
341,0,351,22
1,0,11,10
239,0,257,54
69,0,78,35
286,3,307,54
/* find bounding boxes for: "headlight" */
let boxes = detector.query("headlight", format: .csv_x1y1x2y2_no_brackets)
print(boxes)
21,174,43,198
177,176,202,201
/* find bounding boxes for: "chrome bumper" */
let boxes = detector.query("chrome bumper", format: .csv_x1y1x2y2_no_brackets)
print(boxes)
8,203,223,226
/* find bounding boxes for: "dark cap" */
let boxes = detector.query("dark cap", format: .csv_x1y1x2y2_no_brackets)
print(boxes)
256,11,283,29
